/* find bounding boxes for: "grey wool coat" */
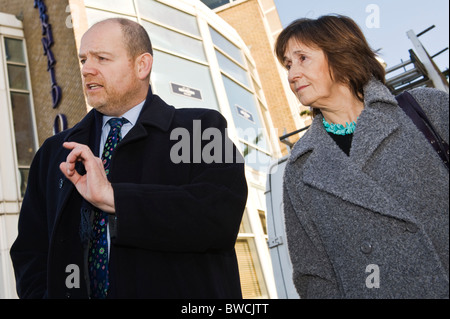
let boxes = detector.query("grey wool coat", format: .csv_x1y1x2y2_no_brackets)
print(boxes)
283,79,449,299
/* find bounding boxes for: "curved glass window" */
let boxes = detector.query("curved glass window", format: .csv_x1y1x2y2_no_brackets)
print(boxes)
142,21,206,62
216,50,250,88
209,26,244,65
85,8,137,26
84,0,136,15
222,76,268,150
138,0,200,36
151,50,219,111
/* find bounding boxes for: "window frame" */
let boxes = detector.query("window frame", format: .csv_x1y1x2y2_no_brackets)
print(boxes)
1,35,39,198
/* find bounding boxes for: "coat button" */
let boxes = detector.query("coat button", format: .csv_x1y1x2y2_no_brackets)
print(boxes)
65,292,71,299
406,223,419,233
360,241,373,254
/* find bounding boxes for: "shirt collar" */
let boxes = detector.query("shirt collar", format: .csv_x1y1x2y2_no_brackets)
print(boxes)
101,100,146,128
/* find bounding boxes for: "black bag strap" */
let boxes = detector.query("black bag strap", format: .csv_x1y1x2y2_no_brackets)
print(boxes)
396,91,449,170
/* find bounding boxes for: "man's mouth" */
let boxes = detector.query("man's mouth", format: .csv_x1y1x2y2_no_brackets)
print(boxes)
86,83,104,90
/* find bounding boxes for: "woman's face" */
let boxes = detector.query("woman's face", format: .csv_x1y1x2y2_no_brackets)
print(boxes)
283,38,340,108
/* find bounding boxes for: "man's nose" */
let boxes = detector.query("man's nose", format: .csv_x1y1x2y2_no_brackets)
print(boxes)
81,59,98,77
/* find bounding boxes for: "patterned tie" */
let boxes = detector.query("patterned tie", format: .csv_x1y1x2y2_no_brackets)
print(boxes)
88,117,127,299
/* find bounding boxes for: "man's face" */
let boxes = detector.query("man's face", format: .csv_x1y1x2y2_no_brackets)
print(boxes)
78,22,141,116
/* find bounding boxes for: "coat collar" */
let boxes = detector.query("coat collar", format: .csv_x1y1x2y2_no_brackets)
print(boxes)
64,85,175,146
288,79,414,222
290,79,399,162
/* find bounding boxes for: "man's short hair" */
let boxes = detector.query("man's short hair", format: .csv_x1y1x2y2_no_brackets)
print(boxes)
94,18,153,59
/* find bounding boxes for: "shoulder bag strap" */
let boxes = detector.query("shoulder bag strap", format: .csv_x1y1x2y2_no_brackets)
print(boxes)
396,91,449,170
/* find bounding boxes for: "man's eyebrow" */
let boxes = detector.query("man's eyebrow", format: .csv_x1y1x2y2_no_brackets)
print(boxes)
78,50,113,58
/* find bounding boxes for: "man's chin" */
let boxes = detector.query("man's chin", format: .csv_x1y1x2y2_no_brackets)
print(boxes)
88,102,121,117
87,100,106,112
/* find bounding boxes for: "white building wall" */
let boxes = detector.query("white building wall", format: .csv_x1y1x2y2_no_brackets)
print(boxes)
0,12,25,299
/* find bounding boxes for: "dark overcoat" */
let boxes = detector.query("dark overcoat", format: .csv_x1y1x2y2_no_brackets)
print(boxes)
10,86,248,299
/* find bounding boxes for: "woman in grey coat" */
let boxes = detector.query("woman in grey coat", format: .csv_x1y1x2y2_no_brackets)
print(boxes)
276,15,449,298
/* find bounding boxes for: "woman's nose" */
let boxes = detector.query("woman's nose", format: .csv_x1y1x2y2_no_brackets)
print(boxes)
288,64,303,83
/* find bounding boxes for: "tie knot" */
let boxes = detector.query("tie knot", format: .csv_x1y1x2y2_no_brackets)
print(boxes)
108,117,127,130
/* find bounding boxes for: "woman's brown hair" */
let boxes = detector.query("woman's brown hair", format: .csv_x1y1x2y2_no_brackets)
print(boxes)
275,15,385,112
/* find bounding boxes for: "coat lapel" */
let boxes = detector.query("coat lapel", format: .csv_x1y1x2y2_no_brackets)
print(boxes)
116,89,175,148
289,80,415,223
51,109,101,224
350,79,401,167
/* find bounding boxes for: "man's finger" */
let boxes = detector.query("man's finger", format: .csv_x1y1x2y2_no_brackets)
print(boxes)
63,142,94,163
59,161,81,183
60,142,94,179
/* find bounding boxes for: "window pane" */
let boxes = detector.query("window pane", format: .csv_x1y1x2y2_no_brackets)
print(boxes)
210,26,244,65
84,0,136,15
200,0,230,10
85,8,137,27
235,239,263,298
142,21,206,62
19,168,30,198
151,51,219,111
7,65,28,90
10,92,36,166
222,75,268,150
216,50,249,87
258,210,267,235
138,0,200,36
4,38,25,63
240,143,272,172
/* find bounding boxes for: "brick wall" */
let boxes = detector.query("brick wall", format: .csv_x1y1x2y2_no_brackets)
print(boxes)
216,0,301,155
1,0,86,146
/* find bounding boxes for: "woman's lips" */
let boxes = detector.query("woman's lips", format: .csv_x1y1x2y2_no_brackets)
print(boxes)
297,85,309,92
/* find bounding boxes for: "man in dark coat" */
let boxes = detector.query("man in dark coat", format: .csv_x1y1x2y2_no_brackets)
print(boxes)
10,18,247,299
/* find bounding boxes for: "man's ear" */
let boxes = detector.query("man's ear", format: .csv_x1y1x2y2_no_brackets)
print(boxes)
136,53,153,80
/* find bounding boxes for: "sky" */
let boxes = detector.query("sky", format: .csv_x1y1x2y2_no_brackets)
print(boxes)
273,0,449,74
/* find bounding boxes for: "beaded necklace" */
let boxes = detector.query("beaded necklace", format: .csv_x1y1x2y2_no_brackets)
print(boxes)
323,117,358,135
